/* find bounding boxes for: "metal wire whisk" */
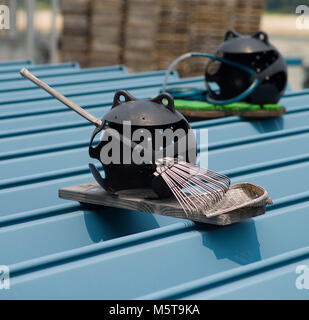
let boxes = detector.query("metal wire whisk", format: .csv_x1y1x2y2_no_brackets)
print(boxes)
154,157,231,215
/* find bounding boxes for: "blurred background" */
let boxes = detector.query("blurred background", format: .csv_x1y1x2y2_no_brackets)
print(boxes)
0,0,307,90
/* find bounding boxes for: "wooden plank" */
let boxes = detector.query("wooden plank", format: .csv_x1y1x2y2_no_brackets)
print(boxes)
176,107,286,119
59,182,271,226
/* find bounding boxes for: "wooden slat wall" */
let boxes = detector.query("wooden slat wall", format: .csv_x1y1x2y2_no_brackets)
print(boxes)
60,0,91,67
89,0,125,67
60,0,265,74
231,0,265,34
154,0,190,75
123,0,159,72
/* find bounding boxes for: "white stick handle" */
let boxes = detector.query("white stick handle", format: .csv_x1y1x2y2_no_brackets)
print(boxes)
20,68,102,127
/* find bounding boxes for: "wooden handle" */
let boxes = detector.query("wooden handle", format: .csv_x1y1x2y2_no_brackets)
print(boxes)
20,68,102,127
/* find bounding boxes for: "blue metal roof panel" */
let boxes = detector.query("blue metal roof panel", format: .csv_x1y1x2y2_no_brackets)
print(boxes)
0,64,128,83
0,66,128,92
0,59,33,68
0,62,79,74
0,91,306,161
0,61,309,299
0,70,181,104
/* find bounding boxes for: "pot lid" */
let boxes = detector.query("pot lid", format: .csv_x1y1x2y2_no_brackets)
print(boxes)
103,90,186,126
217,30,276,54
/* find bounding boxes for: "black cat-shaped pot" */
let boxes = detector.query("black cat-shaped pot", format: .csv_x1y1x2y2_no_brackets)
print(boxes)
205,30,288,105
88,90,196,195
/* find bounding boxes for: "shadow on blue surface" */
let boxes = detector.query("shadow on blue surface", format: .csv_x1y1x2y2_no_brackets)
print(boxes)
200,220,261,265
248,117,285,134
83,205,161,242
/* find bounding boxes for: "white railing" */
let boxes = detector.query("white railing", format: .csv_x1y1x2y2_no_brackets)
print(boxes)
3,0,59,63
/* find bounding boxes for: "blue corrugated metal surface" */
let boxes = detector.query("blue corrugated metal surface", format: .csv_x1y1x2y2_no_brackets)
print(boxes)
0,59,33,68
0,60,309,300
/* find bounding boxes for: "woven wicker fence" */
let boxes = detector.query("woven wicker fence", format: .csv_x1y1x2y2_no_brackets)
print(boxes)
60,0,265,74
